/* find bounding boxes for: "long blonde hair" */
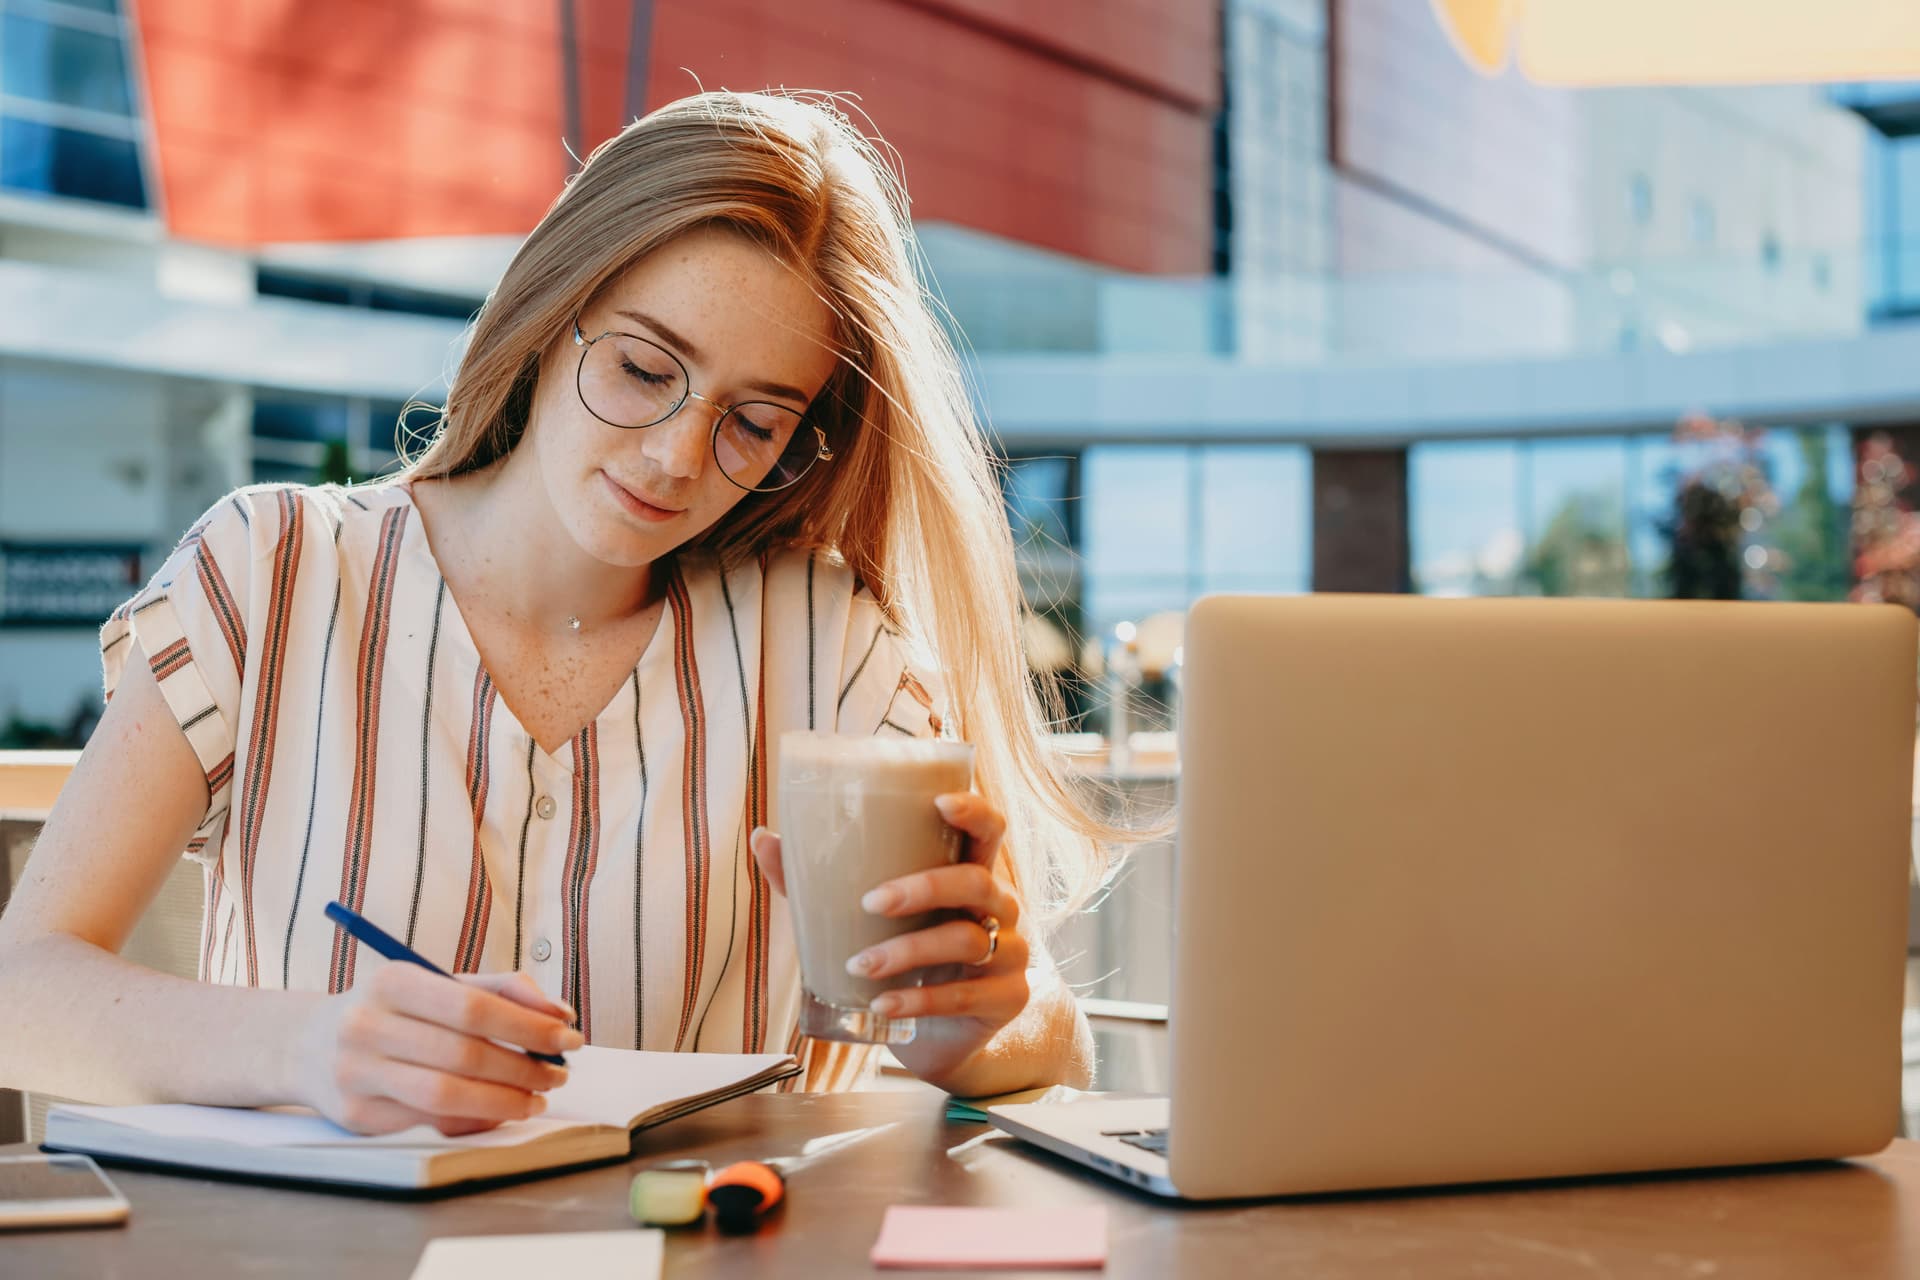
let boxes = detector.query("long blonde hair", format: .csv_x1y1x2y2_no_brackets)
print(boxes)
407,91,1127,937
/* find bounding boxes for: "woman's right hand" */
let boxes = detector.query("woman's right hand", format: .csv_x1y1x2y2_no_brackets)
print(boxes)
293,966,584,1136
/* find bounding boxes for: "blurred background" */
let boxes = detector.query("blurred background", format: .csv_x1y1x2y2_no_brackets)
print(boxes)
4,0,1920,745
5,0,1920,1121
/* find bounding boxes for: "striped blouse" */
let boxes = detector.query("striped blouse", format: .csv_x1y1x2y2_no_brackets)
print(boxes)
101,481,944,1086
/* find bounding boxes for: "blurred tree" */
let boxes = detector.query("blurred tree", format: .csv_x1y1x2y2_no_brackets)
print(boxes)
1770,430,1852,602
1524,492,1629,597
1852,433,1920,610
317,438,357,486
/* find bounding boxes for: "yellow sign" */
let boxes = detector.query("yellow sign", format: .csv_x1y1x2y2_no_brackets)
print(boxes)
1431,0,1920,84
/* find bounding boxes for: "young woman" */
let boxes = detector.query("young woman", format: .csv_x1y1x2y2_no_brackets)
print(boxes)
0,91,1122,1135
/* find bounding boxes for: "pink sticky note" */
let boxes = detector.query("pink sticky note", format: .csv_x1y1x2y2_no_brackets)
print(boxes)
870,1205,1108,1270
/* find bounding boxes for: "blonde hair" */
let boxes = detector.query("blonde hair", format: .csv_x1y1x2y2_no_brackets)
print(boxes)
406,90,1129,938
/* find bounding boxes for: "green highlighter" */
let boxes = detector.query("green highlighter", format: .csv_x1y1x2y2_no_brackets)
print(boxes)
629,1160,710,1227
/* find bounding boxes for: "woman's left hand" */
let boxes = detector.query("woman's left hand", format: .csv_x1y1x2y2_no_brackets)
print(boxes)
749,791,1031,1086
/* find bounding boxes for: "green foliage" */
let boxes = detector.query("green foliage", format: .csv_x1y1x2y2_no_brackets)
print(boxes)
1524,492,1629,598
1770,431,1852,602
316,438,357,487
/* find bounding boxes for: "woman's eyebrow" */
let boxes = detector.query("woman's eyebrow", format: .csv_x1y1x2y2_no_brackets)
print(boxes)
615,308,811,405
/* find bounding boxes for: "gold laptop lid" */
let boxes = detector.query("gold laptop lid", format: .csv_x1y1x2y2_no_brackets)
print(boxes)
1172,595,1916,1198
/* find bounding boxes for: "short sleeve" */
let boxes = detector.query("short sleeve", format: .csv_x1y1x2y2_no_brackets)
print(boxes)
833,588,949,741
100,493,255,854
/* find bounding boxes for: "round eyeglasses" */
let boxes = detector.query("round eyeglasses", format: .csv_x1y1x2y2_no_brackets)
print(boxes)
572,320,834,493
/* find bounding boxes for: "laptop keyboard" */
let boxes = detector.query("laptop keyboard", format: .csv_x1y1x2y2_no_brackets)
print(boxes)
1102,1127,1169,1155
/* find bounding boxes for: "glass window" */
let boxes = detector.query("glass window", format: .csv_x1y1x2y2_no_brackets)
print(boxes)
1409,441,1523,596
1076,444,1312,644
1628,173,1653,225
1630,431,1735,597
368,400,442,458
1083,446,1192,635
1,14,133,116
1522,438,1629,598
366,286,479,322
1870,136,1920,315
255,269,355,307
1002,453,1077,551
1628,424,1853,601
1197,446,1309,593
250,457,319,487
252,395,349,444
0,115,142,206
1689,197,1715,248
1761,425,1854,602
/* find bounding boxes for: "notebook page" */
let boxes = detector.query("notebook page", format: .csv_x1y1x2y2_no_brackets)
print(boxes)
54,1103,586,1150
53,1046,795,1150
542,1046,797,1128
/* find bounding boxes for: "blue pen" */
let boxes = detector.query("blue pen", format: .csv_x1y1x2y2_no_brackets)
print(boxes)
323,901,570,1067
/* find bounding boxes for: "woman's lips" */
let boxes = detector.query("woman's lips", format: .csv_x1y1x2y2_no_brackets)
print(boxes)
603,471,683,523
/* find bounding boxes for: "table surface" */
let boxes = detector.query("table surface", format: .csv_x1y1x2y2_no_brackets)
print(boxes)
7,1093,1920,1279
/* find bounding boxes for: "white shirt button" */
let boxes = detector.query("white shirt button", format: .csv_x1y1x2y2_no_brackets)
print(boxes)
535,794,557,820
531,938,552,963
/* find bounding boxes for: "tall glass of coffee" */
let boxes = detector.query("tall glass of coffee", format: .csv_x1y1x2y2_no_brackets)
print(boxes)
777,732,975,1044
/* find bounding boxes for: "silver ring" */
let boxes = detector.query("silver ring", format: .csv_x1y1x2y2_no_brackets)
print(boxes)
970,914,1001,967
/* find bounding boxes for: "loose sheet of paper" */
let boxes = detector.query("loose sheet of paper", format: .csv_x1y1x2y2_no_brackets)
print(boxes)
409,1231,663,1280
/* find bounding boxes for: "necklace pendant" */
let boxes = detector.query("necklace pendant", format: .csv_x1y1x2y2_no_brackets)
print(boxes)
566,615,582,633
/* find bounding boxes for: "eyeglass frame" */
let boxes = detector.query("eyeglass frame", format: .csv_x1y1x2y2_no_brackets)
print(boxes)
570,318,835,493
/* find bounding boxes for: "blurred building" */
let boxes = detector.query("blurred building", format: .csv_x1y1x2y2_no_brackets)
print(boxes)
2,0,1918,736
987,0,1898,633
0,0,1218,729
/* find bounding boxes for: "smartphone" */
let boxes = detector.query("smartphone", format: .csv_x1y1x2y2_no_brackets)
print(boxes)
0,1153,130,1229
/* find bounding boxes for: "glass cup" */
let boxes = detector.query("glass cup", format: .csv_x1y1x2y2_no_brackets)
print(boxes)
777,732,976,1044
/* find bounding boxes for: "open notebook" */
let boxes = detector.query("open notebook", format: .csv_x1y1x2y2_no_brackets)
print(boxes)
41,1046,798,1192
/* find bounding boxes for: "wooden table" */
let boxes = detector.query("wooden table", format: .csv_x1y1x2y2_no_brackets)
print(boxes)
7,1092,1920,1278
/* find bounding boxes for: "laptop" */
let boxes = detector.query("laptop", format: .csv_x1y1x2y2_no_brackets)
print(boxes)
991,594,1917,1199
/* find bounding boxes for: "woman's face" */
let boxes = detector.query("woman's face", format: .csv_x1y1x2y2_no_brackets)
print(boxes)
527,225,840,568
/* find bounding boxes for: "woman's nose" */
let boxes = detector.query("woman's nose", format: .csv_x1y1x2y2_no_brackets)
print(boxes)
642,399,716,480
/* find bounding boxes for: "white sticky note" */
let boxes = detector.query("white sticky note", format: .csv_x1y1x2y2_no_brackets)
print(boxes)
409,1230,663,1280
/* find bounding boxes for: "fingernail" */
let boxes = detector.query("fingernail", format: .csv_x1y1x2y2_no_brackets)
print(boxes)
871,994,902,1016
560,1029,586,1051
934,795,962,818
547,1067,570,1087
846,950,878,976
750,825,768,844
861,887,898,914
555,1001,577,1021
528,1095,549,1116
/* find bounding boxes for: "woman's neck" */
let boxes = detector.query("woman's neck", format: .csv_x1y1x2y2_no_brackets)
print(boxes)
419,451,657,633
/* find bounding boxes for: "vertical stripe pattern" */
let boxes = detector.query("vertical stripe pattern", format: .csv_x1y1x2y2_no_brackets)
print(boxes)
666,568,710,1052
195,544,247,678
405,580,448,947
328,505,407,993
631,668,648,1049
283,578,343,989
561,723,602,1038
96,483,952,1077
237,488,305,988
454,670,497,973
746,663,770,1051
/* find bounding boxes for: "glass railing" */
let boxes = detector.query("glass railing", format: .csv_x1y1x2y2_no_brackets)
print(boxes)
927,242,1910,365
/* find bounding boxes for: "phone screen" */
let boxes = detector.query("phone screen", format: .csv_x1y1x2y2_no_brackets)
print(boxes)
0,1155,121,1205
